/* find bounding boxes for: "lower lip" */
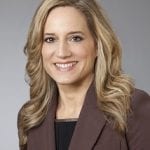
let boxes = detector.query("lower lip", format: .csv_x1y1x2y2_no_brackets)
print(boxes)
55,62,77,72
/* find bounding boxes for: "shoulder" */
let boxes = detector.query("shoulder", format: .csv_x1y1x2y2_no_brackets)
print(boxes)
131,88,150,114
126,88,150,149
131,88,149,104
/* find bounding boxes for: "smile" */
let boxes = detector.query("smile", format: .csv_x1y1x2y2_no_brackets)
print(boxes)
55,62,78,71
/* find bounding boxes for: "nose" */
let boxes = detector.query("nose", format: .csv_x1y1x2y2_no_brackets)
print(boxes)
56,40,72,58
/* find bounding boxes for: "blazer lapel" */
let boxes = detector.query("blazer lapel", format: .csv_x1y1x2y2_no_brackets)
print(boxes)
29,83,106,150
69,83,106,150
46,94,58,150
28,93,58,150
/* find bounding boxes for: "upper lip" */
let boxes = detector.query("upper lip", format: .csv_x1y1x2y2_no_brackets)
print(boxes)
54,61,78,64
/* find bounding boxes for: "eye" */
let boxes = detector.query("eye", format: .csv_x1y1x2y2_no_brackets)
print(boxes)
44,37,56,43
70,35,83,42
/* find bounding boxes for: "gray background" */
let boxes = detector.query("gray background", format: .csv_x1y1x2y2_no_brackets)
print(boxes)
0,0,149,149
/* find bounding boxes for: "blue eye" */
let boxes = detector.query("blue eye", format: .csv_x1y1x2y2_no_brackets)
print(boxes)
44,37,55,43
71,36,83,42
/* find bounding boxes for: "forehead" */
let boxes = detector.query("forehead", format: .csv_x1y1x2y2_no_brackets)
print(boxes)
44,6,89,32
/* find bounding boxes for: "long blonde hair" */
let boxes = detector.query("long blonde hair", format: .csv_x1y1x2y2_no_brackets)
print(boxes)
18,0,134,149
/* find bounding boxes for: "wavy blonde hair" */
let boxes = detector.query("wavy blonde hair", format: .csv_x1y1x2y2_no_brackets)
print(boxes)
18,0,134,149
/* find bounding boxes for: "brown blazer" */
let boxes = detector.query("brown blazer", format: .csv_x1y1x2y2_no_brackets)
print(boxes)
27,84,150,150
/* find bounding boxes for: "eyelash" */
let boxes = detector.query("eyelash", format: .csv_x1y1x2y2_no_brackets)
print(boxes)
44,35,84,43
70,35,83,42
44,37,55,43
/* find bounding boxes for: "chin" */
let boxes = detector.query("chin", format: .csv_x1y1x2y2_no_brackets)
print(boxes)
55,79,78,86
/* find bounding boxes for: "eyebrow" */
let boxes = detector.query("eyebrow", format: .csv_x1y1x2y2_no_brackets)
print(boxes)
44,31,85,36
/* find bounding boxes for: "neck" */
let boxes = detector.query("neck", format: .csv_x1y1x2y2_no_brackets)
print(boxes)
56,76,94,119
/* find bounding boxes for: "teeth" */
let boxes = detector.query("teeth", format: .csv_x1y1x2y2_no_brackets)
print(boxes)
55,62,77,69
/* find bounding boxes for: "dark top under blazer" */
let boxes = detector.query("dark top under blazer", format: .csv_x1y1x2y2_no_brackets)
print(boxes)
27,83,150,150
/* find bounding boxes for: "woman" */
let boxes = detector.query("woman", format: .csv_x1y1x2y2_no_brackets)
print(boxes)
18,0,150,150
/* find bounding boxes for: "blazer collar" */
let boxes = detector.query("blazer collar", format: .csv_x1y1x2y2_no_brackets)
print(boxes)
69,83,106,150
34,82,106,150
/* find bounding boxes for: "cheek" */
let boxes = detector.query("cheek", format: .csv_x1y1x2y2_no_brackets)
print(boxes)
42,46,52,61
41,48,52,71
42,46,47,58
75,45,96,61
41,47,53,73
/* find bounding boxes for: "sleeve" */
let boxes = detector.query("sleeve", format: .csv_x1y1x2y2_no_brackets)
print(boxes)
126,89,150,150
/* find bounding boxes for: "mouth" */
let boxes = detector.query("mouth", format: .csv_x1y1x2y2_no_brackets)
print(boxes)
54,61,78,72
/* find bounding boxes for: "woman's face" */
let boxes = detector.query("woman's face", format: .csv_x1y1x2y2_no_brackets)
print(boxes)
42,6,97,86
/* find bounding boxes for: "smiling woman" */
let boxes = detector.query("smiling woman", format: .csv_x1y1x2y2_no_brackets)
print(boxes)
17,0,150,150
42,6,96,86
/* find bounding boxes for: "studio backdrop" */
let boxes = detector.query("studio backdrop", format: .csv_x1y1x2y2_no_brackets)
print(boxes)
0,0,149,150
